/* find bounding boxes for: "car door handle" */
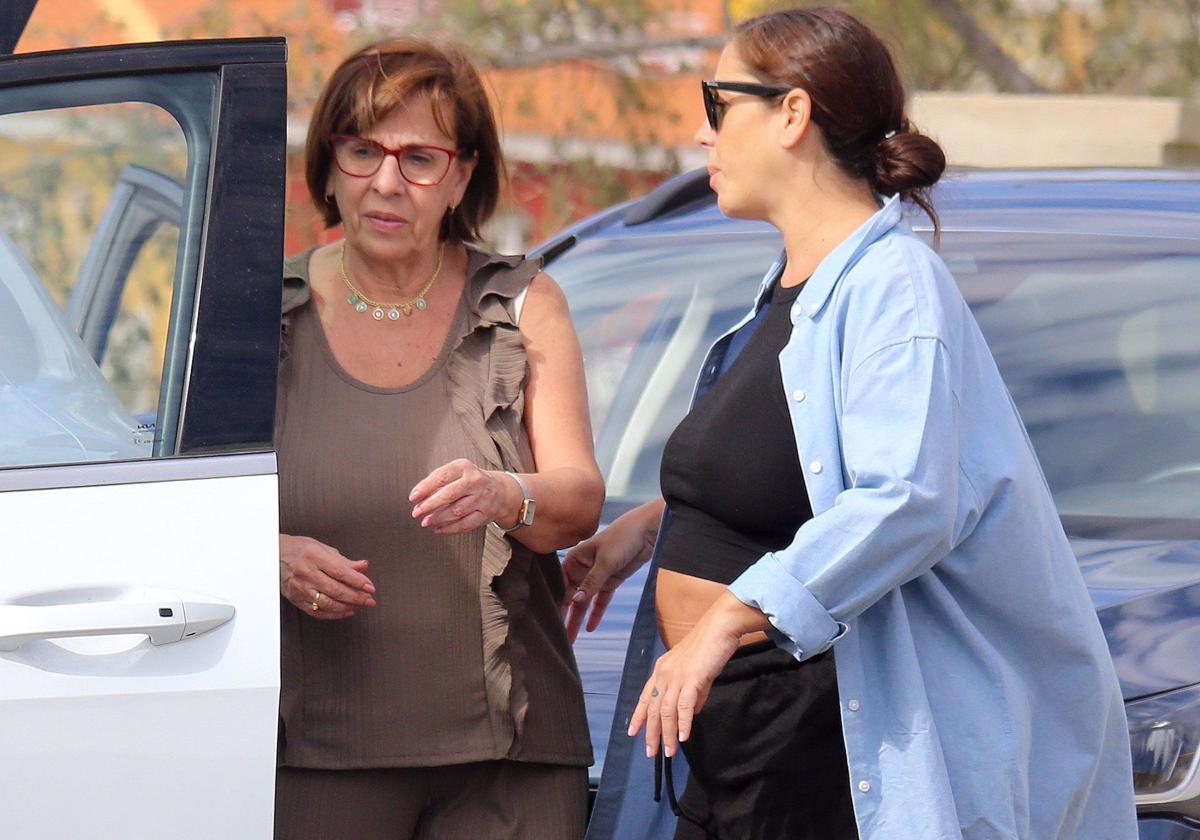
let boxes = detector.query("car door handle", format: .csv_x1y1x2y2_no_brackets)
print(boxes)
0,590,234,652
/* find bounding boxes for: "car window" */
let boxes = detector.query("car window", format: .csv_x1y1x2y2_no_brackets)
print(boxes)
553,232,782,502
0,80,209,468
947,232,1200,523
556,223,1200,529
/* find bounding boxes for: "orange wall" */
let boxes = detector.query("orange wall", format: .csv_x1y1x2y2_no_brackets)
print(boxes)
486,64,712,150
18,0,725,251
18,0,351,102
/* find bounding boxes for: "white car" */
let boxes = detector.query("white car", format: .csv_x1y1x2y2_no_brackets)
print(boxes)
1,9,286,837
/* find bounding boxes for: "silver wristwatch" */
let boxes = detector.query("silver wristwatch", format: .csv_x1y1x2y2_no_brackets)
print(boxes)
495,471,536,532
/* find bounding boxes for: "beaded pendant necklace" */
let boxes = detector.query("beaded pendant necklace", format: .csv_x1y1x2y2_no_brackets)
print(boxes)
339,242,445,321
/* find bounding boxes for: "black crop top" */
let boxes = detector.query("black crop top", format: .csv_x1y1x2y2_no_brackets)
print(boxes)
656,279,814,585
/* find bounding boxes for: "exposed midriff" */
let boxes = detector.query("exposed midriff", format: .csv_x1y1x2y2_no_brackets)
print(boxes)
655,568,769,649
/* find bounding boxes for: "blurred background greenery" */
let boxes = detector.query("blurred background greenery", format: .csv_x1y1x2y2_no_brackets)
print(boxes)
14,0,1200,253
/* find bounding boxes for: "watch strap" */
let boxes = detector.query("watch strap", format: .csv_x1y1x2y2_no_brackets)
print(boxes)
494,471,535,533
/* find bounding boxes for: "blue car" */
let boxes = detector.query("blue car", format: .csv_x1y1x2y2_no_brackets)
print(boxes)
539,168,1200,839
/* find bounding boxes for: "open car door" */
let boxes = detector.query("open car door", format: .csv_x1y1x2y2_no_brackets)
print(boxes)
0,36,286,839
0,0,36,56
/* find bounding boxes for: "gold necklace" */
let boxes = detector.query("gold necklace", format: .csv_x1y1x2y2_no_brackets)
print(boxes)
339,242,445,321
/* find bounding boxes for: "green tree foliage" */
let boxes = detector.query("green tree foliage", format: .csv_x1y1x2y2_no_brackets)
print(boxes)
743,0,1200,96
426,0,1199,97
344,0,1199,242
411,0,660,61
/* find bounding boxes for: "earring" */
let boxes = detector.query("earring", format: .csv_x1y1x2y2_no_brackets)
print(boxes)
440,206,455,241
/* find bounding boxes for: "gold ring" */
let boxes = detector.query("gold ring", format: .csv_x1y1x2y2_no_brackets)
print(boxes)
310,591,321,612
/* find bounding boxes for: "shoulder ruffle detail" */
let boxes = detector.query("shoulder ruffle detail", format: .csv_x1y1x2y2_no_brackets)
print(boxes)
445,247,543,755
281,249,314,315
279,249,316,363
463,247,541,330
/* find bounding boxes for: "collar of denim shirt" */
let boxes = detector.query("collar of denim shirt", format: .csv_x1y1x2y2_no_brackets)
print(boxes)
755,193,906,323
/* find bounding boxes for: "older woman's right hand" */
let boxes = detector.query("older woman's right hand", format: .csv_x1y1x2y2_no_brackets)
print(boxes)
280,534,377,620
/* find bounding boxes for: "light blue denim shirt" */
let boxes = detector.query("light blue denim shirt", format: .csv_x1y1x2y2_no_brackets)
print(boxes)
708,195,1136,838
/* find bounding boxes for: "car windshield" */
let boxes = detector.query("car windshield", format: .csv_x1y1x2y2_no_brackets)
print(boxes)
552,226,1200,533
955,232,1200,527
557,231,784,503
0,229,141,466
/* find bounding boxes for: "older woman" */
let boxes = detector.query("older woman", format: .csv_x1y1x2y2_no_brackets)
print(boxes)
274,38,602,840
564,7,1136,840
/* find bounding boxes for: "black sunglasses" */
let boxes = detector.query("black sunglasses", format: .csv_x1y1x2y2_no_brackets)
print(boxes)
701,80,792,131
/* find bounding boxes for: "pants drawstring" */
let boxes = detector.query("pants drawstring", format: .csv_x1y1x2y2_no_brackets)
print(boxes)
655,739,721,839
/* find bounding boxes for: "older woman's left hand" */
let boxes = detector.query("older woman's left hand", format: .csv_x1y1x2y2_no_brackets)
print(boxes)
410,458,517,535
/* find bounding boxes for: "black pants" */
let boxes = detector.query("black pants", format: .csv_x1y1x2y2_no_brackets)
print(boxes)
669,642,858,840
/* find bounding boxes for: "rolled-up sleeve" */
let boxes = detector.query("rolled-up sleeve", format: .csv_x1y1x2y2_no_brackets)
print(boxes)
728,335,965,661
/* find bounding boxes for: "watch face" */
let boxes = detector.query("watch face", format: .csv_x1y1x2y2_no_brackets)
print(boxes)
520,498,537,526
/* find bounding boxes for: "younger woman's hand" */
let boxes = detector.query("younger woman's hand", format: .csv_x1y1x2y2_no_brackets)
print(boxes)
561,500,663,640
628,592,761,758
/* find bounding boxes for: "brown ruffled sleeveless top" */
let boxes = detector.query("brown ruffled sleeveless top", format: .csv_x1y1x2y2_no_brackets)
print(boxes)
275,246,592,769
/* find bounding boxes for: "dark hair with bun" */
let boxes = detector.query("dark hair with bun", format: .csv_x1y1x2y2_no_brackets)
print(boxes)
734,6,946,231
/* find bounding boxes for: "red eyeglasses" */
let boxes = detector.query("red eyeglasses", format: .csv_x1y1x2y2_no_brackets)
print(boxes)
330,135,460,185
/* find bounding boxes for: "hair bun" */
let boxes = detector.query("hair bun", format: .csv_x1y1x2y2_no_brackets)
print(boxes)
735,7,947,231
872,128,946,197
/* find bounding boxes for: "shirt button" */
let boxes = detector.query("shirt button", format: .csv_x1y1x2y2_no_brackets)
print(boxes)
858,780,871,793
792,389,806,402
810,461,823,474
847,699,860,711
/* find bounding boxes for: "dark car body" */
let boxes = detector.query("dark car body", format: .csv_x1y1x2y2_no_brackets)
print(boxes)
536,168,1200,838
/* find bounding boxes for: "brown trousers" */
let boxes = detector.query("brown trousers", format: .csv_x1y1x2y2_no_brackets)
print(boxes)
275,761,588,840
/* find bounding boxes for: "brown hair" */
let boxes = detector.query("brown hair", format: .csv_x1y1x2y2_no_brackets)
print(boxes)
305,37,504,243
734,7,945,230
